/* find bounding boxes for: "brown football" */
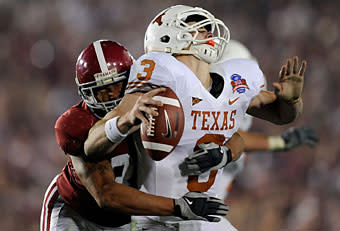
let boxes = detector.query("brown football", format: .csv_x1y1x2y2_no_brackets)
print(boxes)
140,87,184,161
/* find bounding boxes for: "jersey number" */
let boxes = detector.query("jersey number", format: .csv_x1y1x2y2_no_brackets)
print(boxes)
111,154,130,184
187,134,226,192
137,59,155,81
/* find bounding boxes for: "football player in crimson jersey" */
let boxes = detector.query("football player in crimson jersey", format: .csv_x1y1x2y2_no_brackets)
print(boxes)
40,40,232,231
84,5,306,231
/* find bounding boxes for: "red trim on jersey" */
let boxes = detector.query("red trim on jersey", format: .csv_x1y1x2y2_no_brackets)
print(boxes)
126,81,161,91
127,80,145,85
126,80,146,90
41,177,59,231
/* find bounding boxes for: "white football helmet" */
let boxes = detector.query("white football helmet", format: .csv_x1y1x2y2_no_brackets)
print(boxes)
144,5,230,63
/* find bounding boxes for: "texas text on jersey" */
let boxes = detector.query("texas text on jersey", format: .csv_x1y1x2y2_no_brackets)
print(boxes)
42,101,136,228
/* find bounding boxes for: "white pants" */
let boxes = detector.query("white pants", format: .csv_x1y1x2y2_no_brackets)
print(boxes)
40,175,130,231
131,216,238,231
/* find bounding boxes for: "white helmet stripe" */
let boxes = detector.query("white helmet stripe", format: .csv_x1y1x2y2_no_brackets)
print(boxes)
93,40,109,73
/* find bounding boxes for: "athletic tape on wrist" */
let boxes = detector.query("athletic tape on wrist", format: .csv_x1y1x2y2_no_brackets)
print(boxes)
105,116,128,143
268,136,285,151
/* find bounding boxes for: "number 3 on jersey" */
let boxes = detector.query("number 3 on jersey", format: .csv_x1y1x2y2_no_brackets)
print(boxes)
137,59,155,81
187,134,226,192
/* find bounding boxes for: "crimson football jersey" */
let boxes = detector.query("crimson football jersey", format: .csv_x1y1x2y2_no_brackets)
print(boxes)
55,101,136,227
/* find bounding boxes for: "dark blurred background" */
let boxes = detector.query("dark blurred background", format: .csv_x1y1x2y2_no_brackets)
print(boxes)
0,0,339,230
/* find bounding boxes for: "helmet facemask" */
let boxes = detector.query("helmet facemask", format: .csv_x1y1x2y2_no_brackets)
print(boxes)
76,70,128,118
75,40,134,119
180,13,230,63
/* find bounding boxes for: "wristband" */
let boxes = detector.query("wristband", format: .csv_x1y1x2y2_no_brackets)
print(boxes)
221,146,233,166
105,116,128,143
268,136,285,151
173,199,182,217
226,148,233,165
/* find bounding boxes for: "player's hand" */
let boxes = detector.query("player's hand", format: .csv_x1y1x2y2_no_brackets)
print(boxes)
179,143,232,176
282,126,319,151
173,192,229,222
273,56,306,102
125,88,165,126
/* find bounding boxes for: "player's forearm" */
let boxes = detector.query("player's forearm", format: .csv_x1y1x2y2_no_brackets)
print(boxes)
247,91,303,125
224,132,245,161
71,155,175,216
99,183,174,216
84,120,120,158
84,108,136,157
275,98,303,124
237,130,270,152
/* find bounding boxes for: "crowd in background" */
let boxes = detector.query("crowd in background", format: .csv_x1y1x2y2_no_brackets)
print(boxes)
0,0,339,230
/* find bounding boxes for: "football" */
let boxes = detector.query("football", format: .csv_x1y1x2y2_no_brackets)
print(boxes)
140,87,184,161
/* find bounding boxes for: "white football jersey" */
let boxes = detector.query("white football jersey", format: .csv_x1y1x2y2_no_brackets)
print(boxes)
126,52,265,199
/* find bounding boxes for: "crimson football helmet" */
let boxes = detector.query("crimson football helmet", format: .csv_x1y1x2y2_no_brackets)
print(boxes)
75,40,134,118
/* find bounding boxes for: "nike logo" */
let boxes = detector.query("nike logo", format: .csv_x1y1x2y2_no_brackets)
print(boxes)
228,97,239,105
184,198,193,205
173,112,179,139
162,110,172,139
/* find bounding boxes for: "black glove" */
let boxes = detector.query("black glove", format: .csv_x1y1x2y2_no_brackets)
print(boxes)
179,142,232,176
282,126,319,151
173,192,229,222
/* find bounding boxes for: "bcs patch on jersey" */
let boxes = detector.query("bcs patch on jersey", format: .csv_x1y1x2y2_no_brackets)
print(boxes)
231,74,249,94
192,97,202,106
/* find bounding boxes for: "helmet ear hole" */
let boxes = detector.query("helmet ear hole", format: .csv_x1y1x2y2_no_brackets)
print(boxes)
160,35,170,43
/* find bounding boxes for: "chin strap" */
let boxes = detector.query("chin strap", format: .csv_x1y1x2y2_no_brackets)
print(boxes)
189,44,218,63
148,44,218,63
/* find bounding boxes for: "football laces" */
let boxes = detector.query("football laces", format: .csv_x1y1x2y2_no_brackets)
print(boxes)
146,114,155,137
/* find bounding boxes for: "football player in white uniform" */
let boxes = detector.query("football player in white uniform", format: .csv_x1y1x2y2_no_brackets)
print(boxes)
85,5,306,231
209,40,319,200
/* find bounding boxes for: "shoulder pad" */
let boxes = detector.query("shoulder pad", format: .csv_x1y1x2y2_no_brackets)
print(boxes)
55,104,98,156
126,52,178,93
